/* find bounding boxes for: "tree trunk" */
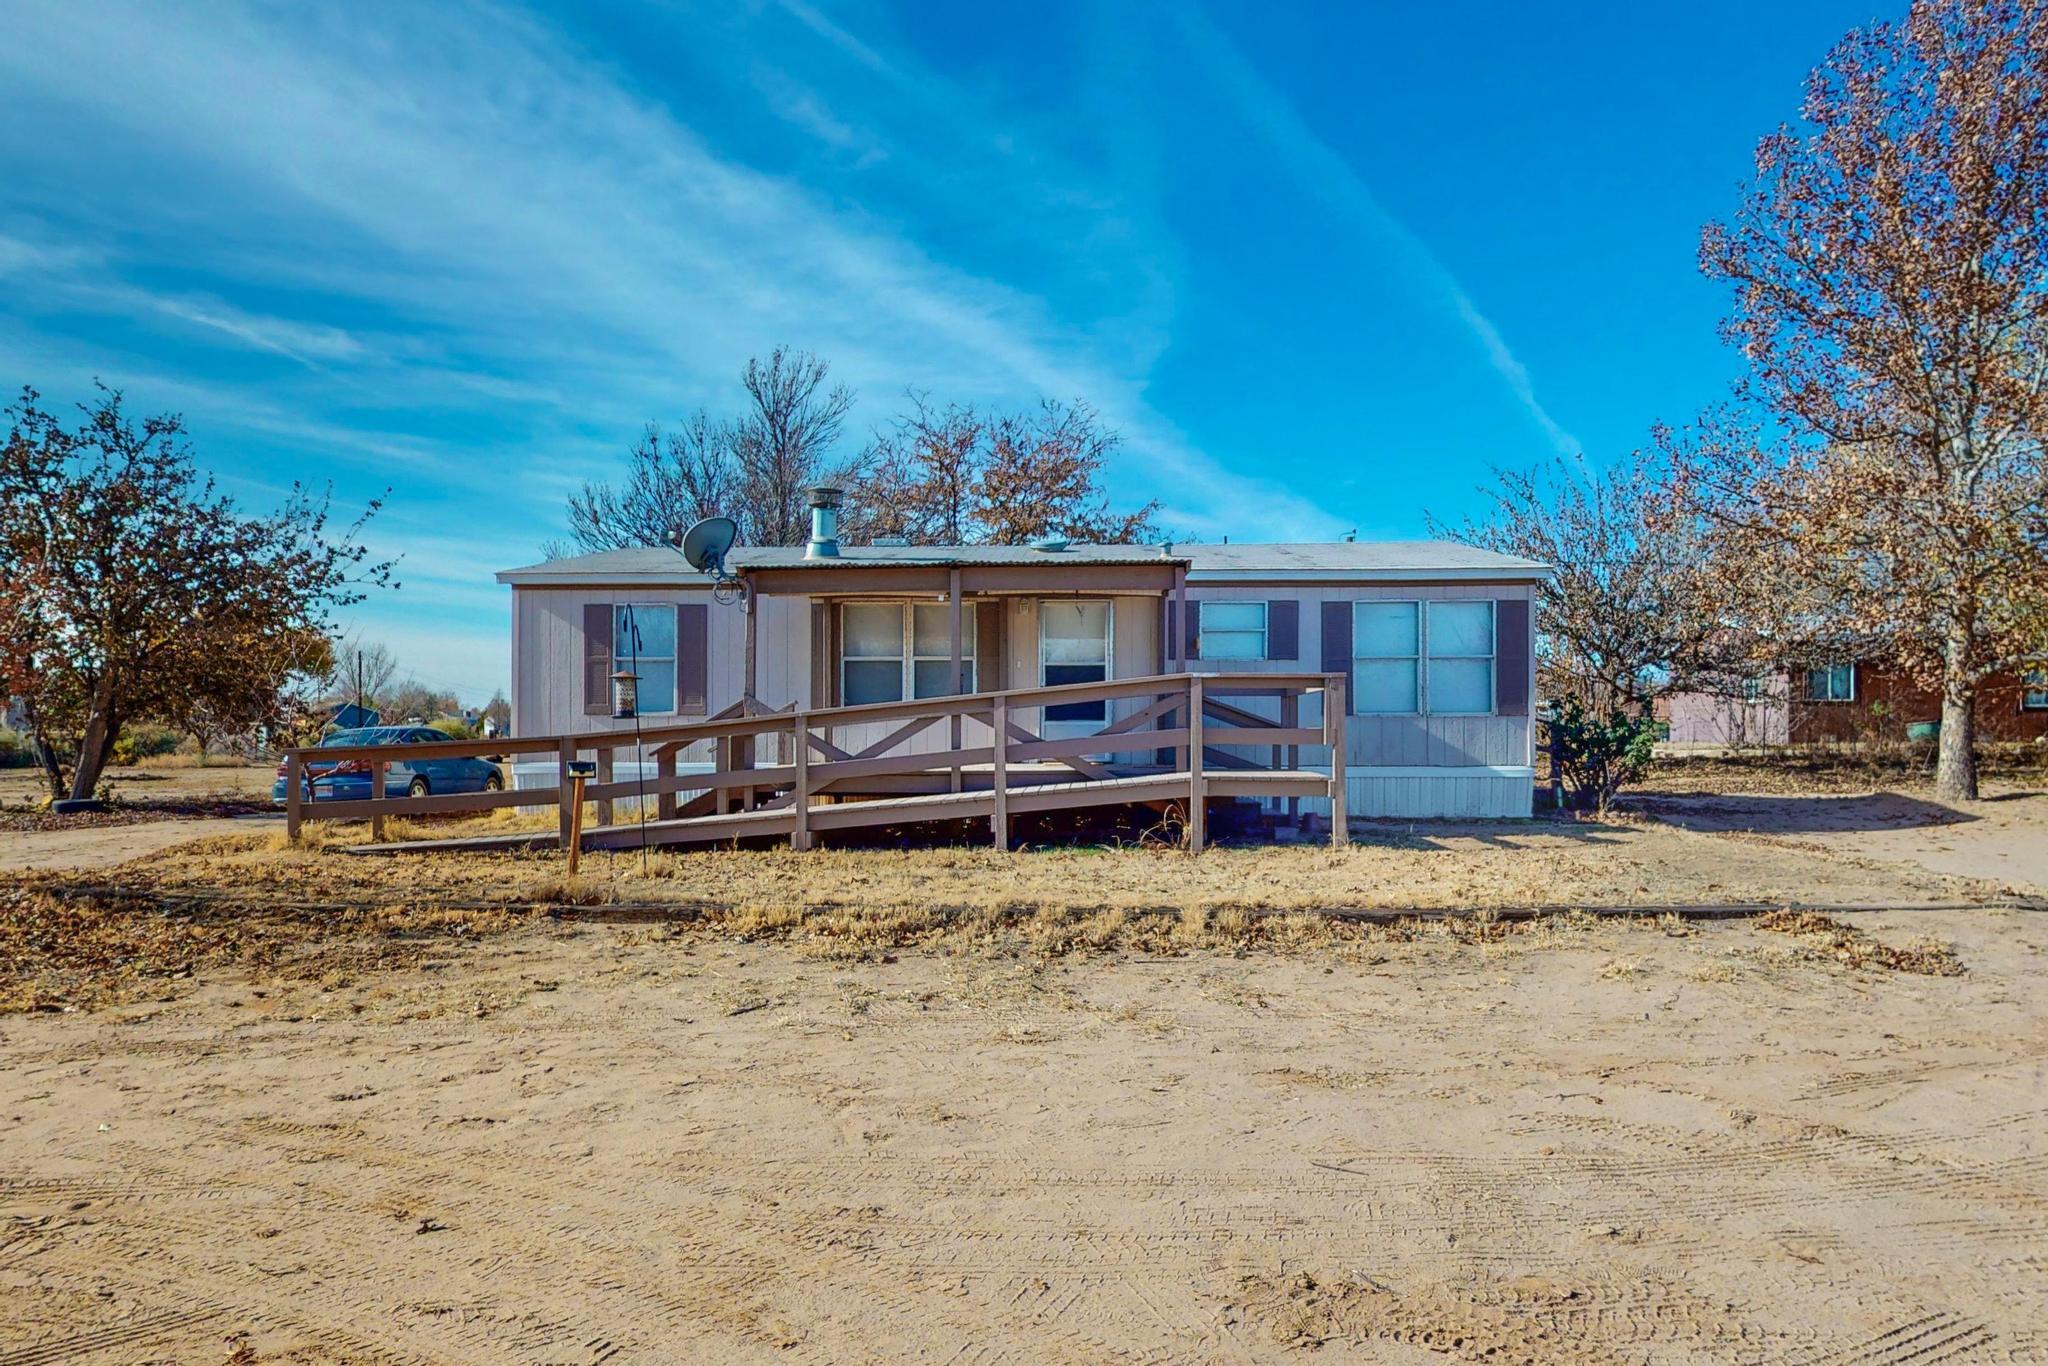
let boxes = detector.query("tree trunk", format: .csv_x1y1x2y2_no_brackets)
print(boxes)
1934,651,1978,803
69,688,119,802
31,729,65,802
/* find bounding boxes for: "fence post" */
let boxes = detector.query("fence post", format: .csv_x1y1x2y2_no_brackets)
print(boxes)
991,695,1009,851
371,760,387,842
1325,674,1349,847
658,744,678,821
1281,689,1300,826
1188,675,1206,854
790,714,812,851
557,738,577,851
594,744,615,827
285,751,303,841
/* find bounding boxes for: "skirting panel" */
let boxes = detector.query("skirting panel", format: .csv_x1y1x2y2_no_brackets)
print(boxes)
1292,766,1534,820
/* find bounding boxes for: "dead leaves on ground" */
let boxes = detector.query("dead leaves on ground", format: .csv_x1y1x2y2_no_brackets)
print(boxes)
1755,909,1965,976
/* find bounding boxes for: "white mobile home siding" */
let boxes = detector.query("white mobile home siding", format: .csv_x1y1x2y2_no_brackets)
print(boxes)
1183,581,1536,818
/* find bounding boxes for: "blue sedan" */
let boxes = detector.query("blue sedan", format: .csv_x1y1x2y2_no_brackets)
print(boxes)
273,726,505,803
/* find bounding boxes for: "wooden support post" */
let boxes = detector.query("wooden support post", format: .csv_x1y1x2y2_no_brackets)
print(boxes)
285,752,303,841
566,770,588,875
658,745,679,820
557,738,577,851
712,735,731,814
948,569,963,794
790,714,812,851
990,695,1009,851
594,745,614,827
1171,566,1187,672
743,573,758,701
1188,675,1206,854
1325,675,1349,847
371,760,387,842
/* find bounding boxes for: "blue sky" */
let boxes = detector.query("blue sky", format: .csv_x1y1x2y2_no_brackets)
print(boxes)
0,0,1886,703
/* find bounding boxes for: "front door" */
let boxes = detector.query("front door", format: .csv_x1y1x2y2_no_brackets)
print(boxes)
1039,599,1112,741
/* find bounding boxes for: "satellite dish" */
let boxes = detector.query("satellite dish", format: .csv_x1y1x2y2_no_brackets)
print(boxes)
679,517,738,576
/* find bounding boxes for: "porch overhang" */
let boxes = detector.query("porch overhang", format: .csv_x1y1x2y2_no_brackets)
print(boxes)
743,560,1183,596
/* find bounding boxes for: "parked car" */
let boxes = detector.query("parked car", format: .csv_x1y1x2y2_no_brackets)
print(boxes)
273,726,504,804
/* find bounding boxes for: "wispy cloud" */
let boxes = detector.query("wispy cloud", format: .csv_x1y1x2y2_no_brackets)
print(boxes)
1175,9,1582,458
143,294,365,366
0,0,1351,695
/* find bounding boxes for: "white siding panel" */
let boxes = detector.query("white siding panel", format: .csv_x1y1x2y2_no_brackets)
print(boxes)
1184,582,1535,772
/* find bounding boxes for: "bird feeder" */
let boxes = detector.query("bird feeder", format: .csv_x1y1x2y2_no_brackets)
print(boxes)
611,668,639,719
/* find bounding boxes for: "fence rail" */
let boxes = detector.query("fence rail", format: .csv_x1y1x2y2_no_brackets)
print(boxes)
288,671,1347,854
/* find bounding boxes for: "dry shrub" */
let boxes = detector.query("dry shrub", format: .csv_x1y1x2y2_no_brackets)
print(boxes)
1755,909,1964,976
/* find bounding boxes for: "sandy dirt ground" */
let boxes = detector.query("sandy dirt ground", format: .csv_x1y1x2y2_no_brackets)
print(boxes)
3,779,2044,1362
0,816,282,874
3,896,2044,1361
1635,786,2048,896
0,764,281,872
0,763,275,806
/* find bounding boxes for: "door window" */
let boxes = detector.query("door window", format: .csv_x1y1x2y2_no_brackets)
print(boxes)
1041,600,1111,725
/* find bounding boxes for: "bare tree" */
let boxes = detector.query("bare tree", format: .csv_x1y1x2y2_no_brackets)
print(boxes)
842,396,1158,546
845,393,983,545
558,348,854,553
1692,0,2048,799
731,347,856,546
564,413,734,552
1430,455,1724,710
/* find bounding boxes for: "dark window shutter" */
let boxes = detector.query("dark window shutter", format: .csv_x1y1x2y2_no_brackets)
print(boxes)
583,602,613,715
976,601,1002,692
678,603,709,714
1495,598,1530,715
1266,600,1299,661
1184,601,1202,661
1320,601,1353,707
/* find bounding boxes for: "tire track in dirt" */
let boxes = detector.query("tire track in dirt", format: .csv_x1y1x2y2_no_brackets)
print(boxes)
0,1305,220,1366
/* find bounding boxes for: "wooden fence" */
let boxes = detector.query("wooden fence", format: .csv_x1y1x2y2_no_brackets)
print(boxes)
286,671,1347,854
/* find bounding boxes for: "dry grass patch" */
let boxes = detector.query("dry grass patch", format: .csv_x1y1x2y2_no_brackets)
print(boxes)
4,811,1980,1014
1754,909,1965,976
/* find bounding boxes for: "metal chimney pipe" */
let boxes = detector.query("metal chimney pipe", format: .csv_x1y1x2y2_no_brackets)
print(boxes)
805,485,843,559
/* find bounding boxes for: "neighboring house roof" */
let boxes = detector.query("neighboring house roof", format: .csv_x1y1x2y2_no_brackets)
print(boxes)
497,540,1548,586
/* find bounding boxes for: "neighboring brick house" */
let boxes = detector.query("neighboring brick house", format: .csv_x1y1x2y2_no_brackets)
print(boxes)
1661,661,2048,746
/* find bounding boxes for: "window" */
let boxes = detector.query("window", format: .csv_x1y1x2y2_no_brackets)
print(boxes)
1041,599,1111,729
1350,600,1496,715
1426,601,1495,715
1806,664,1855,703
912,603,975,699
1740,676,1769,703
2023,667,2048,711
1198,601,1266,660
841,602,977,705
1353,602,1419,714
616,604,678,713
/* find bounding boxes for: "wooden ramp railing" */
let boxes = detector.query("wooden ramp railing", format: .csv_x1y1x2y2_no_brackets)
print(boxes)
285,671,1348,855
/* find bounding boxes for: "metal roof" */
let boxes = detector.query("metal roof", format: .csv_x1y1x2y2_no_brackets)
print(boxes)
498,539,1548,585
1181,541,1548,580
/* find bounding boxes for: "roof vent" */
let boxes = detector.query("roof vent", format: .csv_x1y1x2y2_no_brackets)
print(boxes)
1031,535,1070,552
805,485,843,559
870,535,910,547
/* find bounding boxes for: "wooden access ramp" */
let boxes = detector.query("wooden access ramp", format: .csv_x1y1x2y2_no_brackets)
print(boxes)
286,672,1349,857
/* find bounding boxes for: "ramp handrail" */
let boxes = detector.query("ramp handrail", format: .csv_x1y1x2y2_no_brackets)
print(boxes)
284,671,1348,852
